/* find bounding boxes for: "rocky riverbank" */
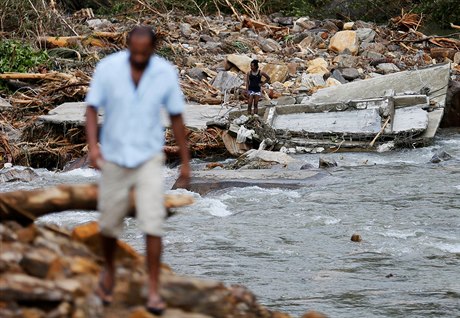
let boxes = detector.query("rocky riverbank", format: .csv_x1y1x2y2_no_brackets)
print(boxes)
1,4,460,168
0,220,327,318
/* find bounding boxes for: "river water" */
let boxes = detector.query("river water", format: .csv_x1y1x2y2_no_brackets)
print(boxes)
3,130,460,317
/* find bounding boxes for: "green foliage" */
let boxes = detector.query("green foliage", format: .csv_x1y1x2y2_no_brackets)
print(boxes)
415,0,460,26
0,41,49,73
232,41,250,53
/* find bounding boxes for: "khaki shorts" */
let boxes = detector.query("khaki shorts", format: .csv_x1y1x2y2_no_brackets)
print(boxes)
98,154,166,238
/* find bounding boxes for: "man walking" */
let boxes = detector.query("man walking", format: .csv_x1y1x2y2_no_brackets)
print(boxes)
85,26,190,315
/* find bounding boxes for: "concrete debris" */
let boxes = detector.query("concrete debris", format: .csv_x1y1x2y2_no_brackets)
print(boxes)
376,63,401,74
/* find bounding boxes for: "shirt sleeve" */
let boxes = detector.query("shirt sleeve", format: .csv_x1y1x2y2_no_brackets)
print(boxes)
85,62,107,109
164,69,185,115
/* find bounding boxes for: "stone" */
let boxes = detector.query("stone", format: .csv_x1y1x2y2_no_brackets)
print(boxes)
351,233,362,242
0,168,38,183
262,64,289,83
206,118,228,129
322,20,339,33
0,96,12,109
307,58,329,76
356,28,376,43
16,224,37,243
340,67,360,80
298,33,316,50
302,311,328,318
257,37,281,53
331,69,347,84
129,308,213,318
332,55,358,68
326,78,342,87
454,52,460,64
343,22,355,30
300,73,326,90
180,23,193,38
376,63,400,74
361,50,385,60
293,17,312,32
211,71,243,91
362,42,386,54
329,31,359,55
199,34,214,42
19,248,62,279
319,157,337,168
225,54,252,73
86,18,110,29
287,62,298,76
273,16,294,26
70,257,100,275
0,274,66,301
300,163,315,170
202,42,221,52
188,67,207,81
430,151,453,163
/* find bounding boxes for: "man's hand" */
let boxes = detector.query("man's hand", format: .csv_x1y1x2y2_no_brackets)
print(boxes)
89,145,104,170
175,163,191,189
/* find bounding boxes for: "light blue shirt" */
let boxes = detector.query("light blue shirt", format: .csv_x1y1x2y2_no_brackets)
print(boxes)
85,51,185,168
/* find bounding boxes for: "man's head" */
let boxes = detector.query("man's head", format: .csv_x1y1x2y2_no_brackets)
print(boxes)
250,60,259,72
127,26,159,70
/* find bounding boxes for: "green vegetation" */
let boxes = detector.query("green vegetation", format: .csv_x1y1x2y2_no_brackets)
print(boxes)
0,41,49,73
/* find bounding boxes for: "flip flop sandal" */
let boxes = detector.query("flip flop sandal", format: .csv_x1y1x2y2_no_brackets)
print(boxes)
97,275,113,306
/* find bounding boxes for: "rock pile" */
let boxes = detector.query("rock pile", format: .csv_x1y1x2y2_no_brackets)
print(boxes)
0,221,312,317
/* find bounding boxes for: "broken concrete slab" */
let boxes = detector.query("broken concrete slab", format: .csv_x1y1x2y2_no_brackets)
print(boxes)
392,106,428,133
174,169,326,195
307,63,450,107
272,108,382,135
212,71,243,91
39,102,227,130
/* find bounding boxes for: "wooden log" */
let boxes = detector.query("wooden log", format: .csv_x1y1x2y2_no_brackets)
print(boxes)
37,32,125,49
0,184,194,225
0,72,73,81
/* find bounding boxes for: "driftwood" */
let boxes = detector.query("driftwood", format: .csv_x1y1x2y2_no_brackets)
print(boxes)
38,32,126,49
0,184,194,225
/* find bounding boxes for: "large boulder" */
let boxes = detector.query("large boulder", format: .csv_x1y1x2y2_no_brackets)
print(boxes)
211,71,243,91
329,30,359,55
262,64,289,83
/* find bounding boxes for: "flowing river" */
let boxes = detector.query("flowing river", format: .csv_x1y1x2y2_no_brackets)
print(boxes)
2,130,460,317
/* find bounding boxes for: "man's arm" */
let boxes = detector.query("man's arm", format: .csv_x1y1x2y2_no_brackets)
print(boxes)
170,114,190,189
85,106,103,169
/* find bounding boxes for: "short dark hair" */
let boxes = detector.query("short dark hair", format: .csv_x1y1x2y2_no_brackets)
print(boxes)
251,59,259,68
127,26,160,49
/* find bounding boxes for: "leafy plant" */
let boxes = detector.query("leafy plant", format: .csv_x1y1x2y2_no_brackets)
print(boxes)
0,40,49,73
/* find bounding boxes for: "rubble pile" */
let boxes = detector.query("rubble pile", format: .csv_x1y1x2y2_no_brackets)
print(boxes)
1,4,459,167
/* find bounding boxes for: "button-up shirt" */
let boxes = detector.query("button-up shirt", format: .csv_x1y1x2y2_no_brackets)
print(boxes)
85,51,185,168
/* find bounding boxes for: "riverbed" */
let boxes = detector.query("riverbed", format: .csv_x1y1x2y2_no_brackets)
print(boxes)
3,130,460,318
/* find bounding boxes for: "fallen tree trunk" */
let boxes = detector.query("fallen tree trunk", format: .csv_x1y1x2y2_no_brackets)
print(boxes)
0,184,194,225
37,32,126,49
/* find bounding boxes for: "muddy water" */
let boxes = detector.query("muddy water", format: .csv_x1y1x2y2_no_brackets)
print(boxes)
4,130,460,317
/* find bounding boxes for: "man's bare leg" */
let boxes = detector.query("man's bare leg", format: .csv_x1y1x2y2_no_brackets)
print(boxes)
146,235,166,311
98,235,117,303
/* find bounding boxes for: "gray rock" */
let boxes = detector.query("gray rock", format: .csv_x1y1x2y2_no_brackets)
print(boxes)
340,67,360,81
257,37,281,53
333,55,359,68
361,50,385,60
300,73,326,90
199,34,214,42
188,67,207,81
356,28,376,43
86,18,110,29
376,63,400,74
180,23,193,38
273,16,293,26
0,97,12,109
202,41,221,51
300,163,315,170
212,71,243,91
319,157,337,168
0,168,38,183
331,69,348,84
430,151,453,163
206,118,229,129
322,20,339,32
